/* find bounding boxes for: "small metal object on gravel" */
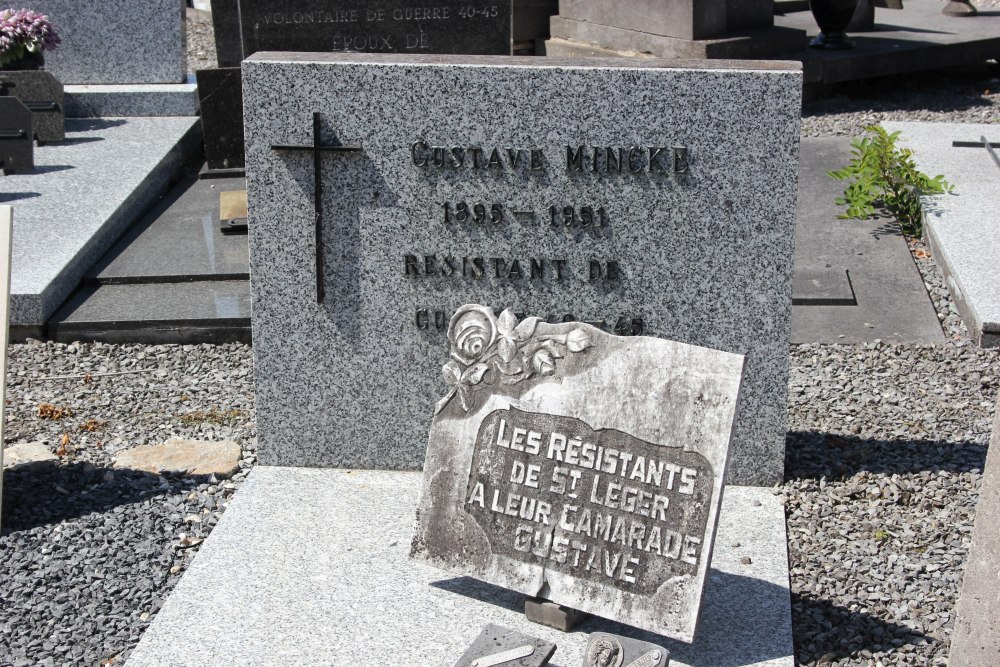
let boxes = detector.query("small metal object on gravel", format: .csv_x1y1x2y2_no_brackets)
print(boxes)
454,624,556,667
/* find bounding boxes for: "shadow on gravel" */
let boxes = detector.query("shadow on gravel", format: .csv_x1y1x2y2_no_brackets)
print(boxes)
1,462,212,534
785,430,987,480
792,593,932,666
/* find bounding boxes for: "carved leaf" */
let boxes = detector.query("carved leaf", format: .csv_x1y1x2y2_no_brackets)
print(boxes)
457,385,471,412
497,309,518,338
497,337,518,363
461,362,489,385
442,360,463,386
532,349,556,376
514,316,540,342
566,328,593,353
433,387,458,415
495,358,524,376
543,340,565,359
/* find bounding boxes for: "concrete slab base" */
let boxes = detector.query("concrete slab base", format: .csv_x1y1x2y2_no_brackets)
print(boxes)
790,136,945,344
886,121,1000,348
65,82,199,118
125,467,793,667
0,117,202,327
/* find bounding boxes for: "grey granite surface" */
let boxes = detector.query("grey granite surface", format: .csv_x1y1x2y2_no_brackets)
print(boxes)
0,117,202,326
244,53,802,486
0,71,64,143
412,315,745,641
790,136,944,344
64,83,199,118
90,173,248,282
124,467,793,667
949,399,1000,665
29,0,186,84
886,121,1000,347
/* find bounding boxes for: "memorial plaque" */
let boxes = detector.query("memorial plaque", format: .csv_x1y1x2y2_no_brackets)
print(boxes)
583,633,669,667
411,307,744,640
245,53,801,486
453,623,556,667
0,98,34,174
0,71,65,143
238,0,512,57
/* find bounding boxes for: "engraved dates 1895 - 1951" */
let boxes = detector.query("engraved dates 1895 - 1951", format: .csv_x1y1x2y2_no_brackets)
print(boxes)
442,202,609,227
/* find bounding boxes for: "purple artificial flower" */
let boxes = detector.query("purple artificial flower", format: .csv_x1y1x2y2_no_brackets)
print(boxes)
0,8,60,66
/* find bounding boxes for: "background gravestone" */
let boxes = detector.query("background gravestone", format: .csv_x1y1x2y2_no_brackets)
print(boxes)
244,52,801,486
27,0,186,84
949,398,1000,665
238,0,512,58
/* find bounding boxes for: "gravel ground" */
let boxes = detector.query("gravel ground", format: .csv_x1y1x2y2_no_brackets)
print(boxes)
1,343,255,667
0,8,995,667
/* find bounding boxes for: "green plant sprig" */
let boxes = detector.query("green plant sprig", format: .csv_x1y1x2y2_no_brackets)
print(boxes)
827,125,952,237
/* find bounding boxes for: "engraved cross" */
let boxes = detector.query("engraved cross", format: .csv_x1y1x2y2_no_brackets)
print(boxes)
952,136,1000,172
272,111,362,304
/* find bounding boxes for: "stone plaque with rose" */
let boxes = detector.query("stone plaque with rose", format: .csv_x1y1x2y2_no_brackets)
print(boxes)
411,304,745,642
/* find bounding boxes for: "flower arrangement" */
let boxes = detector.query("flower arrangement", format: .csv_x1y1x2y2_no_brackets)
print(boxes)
0,8,60,68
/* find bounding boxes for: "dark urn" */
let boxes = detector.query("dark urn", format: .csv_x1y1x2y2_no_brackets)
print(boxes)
809,0,860,49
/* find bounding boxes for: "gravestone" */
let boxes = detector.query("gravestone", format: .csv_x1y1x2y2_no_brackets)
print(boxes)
211,0,245,67
0,71,65,144
239,0,512,58
0,98,34,174
245,52,801,487
27,0,186,84
201,0,512,175
411,307,744,641
949,398,1000,665
196,68,244,170
546,0,806,59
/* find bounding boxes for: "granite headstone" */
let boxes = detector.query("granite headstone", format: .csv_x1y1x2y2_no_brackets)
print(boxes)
0,98,34,174
26,0,186,84
949,398,1000,665
244,52,801,486
410,307,744,641
0,71,65,143
238,0,512,58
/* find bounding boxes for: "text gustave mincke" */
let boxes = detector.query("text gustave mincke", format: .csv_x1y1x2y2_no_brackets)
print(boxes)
407,141,690,336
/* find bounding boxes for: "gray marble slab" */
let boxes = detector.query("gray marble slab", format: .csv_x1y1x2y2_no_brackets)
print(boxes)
412,312,744,641
125,467,793,667
64,82,199,118
0,117,202,326
90,173,248,282
245,53,801,486
789,136,944,344
28,0,186,84
885,121,1000,347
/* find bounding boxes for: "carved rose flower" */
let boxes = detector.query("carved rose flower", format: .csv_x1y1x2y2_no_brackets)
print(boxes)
448,304,498,365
